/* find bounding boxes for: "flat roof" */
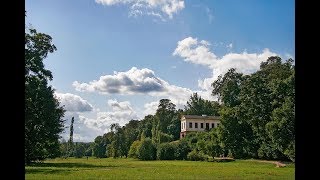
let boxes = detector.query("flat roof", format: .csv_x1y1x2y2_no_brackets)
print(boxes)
181,115,220,120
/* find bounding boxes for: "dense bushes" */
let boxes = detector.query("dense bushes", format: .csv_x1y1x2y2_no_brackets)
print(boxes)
128,140,141,158
137,138,157,160
174,140,190,160
187,150,208,161
157,143,176,160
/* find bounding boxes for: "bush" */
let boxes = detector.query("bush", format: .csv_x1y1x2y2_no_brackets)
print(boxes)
137,138,156,160
174,140,190,160
159,132,173,143
187,150,208,161
73,144,85,158
128,140,141,158
157,143,176,160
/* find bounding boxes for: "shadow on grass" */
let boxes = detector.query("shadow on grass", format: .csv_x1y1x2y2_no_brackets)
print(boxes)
28,162,119,168
26,162,120,175
26,168,73,175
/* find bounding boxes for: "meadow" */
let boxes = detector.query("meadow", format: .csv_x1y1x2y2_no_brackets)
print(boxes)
25,157,294,179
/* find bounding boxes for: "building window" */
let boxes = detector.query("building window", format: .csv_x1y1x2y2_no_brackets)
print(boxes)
195,123,198,128
189,122,192,128
201,123,203,129
206,123,209,130
211,123,215,128
217,123,220,127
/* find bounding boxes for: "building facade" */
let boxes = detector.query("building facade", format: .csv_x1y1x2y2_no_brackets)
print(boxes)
180,115,220,139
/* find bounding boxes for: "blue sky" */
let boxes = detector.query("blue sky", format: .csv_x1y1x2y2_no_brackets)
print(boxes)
26,0,294,142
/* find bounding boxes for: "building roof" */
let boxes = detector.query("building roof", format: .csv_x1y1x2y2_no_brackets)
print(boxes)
181,115,220,120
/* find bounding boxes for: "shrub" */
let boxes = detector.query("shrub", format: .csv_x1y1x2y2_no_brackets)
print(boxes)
174,140,190,160
187,150,208,161
128,140,141,158
157,143,176,160
159,132,173,143
137,138,156,160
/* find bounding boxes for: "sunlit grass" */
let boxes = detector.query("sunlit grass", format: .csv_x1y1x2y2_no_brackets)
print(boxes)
25,157,294,179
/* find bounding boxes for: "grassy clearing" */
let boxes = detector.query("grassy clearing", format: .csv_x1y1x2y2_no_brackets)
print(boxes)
25,157,294,179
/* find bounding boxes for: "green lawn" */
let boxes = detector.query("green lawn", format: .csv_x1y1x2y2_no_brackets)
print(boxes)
25,157,294,179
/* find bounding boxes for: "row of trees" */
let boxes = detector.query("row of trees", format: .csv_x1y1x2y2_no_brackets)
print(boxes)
88,56,294,162
212,57,295,161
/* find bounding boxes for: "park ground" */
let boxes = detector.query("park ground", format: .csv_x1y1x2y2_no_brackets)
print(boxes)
25,157,294,179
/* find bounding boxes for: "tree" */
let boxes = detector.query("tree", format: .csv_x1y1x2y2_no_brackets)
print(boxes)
73,143,85,158
211,68,244,107
68,117,75,157
92,136,106,158
184,93,221,116
25,27,65,164
137,138,156,160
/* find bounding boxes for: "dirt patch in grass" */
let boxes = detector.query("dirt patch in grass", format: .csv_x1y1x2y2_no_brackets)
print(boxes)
246,159,289,167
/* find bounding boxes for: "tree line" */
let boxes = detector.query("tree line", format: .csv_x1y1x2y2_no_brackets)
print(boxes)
85,56,294,162
77,57,294,162
25,22,294,164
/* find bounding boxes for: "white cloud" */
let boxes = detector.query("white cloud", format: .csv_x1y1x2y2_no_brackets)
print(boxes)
55,93,93,112
173,37,217,67
73,67,166,94
227,43,233,49
73,67,196,111
108,99,134,111
143,101,159,116
60,112,104,142
95,0,184,20
173,37,278,90
60,99,138,142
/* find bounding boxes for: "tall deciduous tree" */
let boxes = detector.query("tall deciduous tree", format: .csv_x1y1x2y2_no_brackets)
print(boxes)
25,27,65,164
184,93,221,116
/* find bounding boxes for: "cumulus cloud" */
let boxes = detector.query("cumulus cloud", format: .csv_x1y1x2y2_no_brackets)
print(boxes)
108,99,134,111
143,101,159,116
86,99,138,132
73,67,165,94
55,93,93,112
60,112,104,142
73,67,195,110
173,37,278,90
60,99,139,142
173,37,217,67
95,0,184,20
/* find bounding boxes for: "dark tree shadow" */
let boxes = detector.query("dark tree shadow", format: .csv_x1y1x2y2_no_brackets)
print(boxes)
26,162,120,175
28,162,118,168
26,168,73,175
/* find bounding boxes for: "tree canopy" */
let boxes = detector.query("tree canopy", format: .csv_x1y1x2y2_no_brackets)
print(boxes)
25,27,65,164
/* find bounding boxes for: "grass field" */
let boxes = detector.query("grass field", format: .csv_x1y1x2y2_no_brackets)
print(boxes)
25,157,294,179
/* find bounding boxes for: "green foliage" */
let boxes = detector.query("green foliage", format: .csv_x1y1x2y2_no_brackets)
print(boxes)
157,143,176,160
25,27,65,164
174,140,191,160
158,132,174,143
92,136,106,158
211,56,295,161
73,143,85,158
184,93,221,116
128,140,141,158
137,138,156,160
187,150,208,161
68,117,75,155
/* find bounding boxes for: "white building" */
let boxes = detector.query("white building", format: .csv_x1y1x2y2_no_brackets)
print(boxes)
180,115,220,139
